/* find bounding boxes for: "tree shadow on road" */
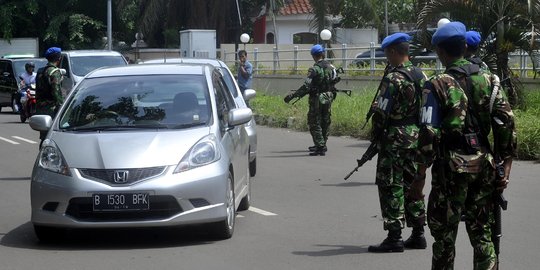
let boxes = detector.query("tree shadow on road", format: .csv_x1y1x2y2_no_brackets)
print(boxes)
0,177,31,181
292,244,369,256
0,221,224,250
263,150,313,158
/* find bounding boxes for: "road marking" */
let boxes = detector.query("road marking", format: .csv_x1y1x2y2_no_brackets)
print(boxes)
12,136,37,144
248,207,277,216
0,136,20,144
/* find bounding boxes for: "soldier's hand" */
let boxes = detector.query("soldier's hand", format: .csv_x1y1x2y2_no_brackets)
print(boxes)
283,94,294,103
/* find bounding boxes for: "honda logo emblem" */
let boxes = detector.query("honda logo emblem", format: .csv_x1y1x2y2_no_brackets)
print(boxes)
113,170,129,183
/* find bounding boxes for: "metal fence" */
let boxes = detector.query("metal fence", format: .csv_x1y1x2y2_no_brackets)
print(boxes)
221,42,539,78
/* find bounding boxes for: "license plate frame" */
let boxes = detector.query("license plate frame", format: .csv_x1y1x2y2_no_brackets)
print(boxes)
92,192,150,211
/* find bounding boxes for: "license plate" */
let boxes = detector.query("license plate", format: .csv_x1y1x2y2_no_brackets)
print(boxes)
92,193,149,211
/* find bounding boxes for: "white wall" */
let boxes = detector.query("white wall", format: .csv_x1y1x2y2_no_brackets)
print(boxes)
266,14,312,44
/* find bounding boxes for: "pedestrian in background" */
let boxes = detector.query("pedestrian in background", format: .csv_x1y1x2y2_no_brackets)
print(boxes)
414,22,516,269
237,50,253,95
367,33,428,253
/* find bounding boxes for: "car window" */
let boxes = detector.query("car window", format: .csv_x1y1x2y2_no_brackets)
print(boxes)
70,56,127,76
60,56,70,77
213,72,236,130
219,67,239,98
58,74,211,130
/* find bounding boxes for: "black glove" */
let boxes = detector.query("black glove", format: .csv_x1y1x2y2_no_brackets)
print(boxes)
284,94,295,103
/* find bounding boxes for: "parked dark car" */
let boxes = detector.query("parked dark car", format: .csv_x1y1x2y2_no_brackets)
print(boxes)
353,47,437,68
352,48,387,67
0,57,47,113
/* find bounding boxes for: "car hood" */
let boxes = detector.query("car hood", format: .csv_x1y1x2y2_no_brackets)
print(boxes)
50,127,211,169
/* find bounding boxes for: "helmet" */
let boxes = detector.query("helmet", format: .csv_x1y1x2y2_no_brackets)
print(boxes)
310,44,325,55
44,47,62,61
25,62,35,70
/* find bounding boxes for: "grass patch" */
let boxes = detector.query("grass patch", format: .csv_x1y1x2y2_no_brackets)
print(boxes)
251,88,540,161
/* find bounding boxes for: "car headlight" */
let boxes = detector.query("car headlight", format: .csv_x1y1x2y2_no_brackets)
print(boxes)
38,139,72,176
173,134,221,173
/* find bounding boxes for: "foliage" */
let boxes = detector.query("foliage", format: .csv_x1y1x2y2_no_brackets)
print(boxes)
251,89,540,161
416,0,540,108
339,0,420,30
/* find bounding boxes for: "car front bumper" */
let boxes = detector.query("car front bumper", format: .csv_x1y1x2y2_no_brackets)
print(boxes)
31,161,230,228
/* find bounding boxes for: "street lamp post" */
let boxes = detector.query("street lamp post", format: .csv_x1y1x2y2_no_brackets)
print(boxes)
320,29,332,58
240,33,250,50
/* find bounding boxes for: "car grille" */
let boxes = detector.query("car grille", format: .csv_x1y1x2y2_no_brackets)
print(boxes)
79,167,166,185
65,196,183,222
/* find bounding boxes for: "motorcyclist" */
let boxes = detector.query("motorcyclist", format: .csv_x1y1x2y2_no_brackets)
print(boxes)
16,62,36,111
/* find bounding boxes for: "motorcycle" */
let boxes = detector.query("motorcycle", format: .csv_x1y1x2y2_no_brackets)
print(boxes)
19,83,36,123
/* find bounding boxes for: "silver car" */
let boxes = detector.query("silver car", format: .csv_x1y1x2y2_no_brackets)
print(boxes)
143,58,257,176
29,64,253,242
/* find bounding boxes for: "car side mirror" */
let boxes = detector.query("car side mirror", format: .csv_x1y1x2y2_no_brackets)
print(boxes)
243,89,256,101
59,68,67,76
228,108,252,127
29,115,53,132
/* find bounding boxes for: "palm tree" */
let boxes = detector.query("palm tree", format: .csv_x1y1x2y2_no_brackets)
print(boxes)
416,0,540,107
116,0,241,47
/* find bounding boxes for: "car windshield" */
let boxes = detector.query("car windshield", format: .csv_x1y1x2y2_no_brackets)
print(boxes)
70,56,127,76
13,59,48,77
58,74,211,131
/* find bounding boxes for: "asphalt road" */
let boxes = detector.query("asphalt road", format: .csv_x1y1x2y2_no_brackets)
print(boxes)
1,109,539,270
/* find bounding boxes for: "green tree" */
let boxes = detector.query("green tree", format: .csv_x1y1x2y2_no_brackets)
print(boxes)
417,0,540,107
116,0,248,47
0,0,106,51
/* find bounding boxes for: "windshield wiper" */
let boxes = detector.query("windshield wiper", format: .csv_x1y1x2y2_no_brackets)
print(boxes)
170,122,206,129
62,124,170,132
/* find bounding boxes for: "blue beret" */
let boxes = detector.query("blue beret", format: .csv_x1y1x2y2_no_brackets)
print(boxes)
466,31,481,48
310,44,325,55
44,47,62,57
432,21,466,46
381,33,412,49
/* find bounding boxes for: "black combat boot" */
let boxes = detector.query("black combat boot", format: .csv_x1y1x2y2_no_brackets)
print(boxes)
308,145,327,152
309,146,326,156
403,226,427,249
368,229,404,253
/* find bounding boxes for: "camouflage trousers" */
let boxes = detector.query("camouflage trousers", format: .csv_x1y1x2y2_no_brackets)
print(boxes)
428,159,497,270
375,147,426,231
307,95,331,147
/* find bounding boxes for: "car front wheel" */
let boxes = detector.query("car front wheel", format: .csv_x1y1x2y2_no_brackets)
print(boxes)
209,172,235,239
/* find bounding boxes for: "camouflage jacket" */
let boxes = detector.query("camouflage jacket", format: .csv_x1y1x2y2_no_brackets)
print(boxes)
371,61,426,150
417,58,517,169
36,62,64,116
295,59,336,100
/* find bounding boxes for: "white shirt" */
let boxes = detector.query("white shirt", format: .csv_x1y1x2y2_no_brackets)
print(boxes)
19,71,36,86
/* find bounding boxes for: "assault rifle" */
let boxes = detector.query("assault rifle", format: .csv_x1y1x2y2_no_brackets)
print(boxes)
285,85,352,105
344,142,378,180
492,158,508,270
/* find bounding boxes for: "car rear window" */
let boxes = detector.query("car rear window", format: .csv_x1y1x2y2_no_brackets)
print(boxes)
59,74,212,130
70,56,127,76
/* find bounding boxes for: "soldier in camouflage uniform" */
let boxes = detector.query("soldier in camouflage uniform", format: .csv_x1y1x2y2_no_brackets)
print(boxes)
367,33,428,253
414,22,516,270
465,30,489,71
284,44,337,156
36,47,64,146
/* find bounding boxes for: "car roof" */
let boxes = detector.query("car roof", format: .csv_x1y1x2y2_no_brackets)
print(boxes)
87,63,210,78
143,58,225,67
0,57,46,62
62,50,124,57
